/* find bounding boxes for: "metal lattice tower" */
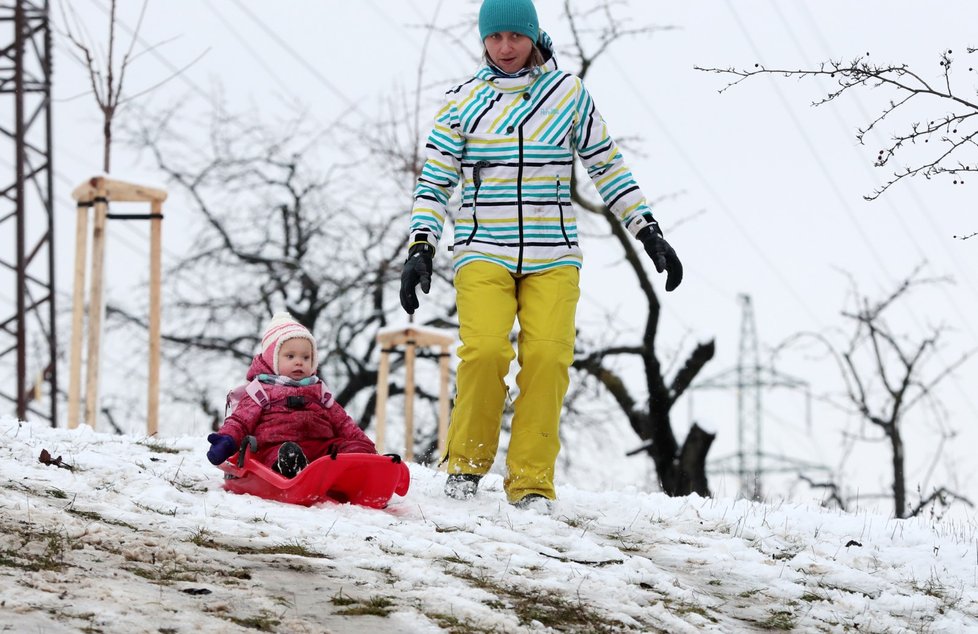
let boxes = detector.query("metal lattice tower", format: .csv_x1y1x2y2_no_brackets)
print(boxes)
737,294,762,499
692,294,823,500
0,0,56,424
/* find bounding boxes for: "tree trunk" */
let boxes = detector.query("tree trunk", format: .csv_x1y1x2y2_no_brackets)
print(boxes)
675,423,715,496
647,401,680,494
644,340,716,496
891,424,906,518
103,109,112,173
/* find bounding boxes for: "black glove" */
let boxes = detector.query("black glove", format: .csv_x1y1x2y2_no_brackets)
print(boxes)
206,433,237,465
384,453,402,464
637,224,683,292
399,243,434,314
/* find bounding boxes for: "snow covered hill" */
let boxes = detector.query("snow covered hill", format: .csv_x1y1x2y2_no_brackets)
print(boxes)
2,417,977,633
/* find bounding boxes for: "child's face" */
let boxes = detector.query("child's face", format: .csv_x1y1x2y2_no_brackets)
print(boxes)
278,338,314,380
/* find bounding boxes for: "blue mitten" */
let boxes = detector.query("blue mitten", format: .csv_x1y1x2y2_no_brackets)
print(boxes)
206,433,237,465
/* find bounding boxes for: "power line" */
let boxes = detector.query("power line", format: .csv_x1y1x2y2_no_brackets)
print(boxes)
788,3,978,302
196,3,359,158
200,2,303,99
606,51,825,329
723,1,895,295
363,0,463,77
82,0,214,102
771,0,978,340
759,1,978,421
226,0,363,116
71,0,351,164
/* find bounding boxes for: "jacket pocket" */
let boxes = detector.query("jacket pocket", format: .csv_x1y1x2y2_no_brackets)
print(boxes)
465,161,490,246
556,177,571,248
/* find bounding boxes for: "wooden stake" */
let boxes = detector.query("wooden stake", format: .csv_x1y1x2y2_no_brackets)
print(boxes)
438,344,450,458
67,204,89,429
403,339,416,462
374,347,391,453
147,200,162,437
84,192,108,429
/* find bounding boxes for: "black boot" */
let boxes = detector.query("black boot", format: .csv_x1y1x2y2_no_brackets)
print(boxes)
274,442,308,478
511,493,553,512
444,473,482,500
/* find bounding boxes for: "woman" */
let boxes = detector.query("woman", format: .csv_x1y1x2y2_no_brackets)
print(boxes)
400,0,682,509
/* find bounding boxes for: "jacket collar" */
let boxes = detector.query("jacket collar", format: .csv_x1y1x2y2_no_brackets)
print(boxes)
476,31,559,91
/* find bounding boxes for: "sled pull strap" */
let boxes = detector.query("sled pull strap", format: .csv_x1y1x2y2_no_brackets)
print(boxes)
237,435,258,468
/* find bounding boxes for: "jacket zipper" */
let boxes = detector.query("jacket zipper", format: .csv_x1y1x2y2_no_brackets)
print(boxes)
516,129,525,273
556,177,571,248
465,160,489,246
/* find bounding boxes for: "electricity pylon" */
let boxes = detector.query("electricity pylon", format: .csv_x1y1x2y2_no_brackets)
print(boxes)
0,0,56,424
692,294,825,499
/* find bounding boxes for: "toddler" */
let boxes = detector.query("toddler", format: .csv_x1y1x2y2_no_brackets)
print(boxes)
206,312,376,476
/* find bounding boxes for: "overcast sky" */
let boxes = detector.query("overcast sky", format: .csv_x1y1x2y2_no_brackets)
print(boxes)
31,0,978,514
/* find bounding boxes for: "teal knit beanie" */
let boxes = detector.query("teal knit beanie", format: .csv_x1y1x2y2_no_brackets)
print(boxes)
479,0,539,42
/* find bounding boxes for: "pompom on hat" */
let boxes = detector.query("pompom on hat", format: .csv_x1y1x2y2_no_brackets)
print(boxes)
479,0,539,42
260,312,318,375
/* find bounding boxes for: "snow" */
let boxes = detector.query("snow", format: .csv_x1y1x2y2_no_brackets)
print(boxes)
2,416,978,633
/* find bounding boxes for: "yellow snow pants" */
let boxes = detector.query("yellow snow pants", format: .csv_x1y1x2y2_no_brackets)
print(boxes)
446,260,580,502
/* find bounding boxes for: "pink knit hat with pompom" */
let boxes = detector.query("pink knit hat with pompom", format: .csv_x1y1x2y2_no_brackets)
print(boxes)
260,312,318,375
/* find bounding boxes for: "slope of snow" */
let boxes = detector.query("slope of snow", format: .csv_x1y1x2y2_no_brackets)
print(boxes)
2,416,977,633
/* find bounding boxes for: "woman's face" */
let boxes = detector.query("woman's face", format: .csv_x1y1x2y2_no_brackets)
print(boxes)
484,31,534,73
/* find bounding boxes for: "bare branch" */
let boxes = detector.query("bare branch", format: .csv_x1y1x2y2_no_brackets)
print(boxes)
799,473,847,510
907,486,974,518
695,52,978,205
117,47,211,106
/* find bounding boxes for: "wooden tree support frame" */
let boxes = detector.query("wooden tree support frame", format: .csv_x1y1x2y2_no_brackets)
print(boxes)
374,326,453,463
68,176,167,435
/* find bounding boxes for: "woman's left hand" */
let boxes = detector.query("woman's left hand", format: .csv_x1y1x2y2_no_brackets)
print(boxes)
399,243,434,313
637,226,683,292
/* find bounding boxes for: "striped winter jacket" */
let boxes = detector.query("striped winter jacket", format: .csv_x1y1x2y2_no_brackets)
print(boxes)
409,46,658,274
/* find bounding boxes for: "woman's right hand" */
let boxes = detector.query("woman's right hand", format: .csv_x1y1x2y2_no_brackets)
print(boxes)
399,243,434,314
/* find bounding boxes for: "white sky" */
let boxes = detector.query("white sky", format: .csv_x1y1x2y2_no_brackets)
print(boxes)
3,417,978,632
21,1,978,516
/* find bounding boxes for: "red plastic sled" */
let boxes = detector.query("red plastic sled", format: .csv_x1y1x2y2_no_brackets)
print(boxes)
218,437,410,509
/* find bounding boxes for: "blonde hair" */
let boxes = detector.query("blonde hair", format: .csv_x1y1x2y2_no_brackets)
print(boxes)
484,45,546,73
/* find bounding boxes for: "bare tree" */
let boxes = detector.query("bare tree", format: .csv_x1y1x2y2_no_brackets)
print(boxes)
58,0,206,172
60,0,146,171
558,1,716,496
55,0,210,434
777,268,975,518
118,100,415,433
695,49,978,238
113,5,461,451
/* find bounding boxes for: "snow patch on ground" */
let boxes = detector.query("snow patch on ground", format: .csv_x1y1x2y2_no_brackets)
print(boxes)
2,416,977,633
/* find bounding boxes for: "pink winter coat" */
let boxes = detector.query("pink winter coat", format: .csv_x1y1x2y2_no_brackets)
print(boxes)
216,354,376,468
